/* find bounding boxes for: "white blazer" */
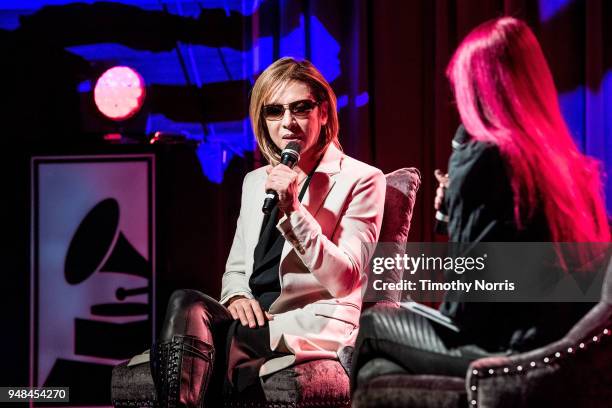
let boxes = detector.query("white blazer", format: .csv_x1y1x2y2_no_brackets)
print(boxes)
220,144,385,377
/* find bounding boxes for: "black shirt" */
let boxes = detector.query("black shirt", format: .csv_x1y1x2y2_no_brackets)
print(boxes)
249,175,313,311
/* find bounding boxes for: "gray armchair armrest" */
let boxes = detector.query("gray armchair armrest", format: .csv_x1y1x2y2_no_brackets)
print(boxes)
467,303,612,408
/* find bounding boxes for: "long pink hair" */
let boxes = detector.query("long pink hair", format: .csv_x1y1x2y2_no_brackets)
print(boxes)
447,17,609,243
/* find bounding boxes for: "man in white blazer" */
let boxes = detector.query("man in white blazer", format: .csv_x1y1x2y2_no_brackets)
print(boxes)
150,57,385,407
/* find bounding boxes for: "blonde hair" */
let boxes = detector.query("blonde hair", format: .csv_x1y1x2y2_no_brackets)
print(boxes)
249,57,340,164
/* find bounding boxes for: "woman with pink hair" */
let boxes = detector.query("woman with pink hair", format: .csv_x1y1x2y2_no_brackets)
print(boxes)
351,17,609,381
444,17,608,245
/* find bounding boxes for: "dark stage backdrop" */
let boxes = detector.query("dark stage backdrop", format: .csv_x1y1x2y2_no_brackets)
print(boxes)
3,0,608,243
1,0,610,396
1,0,373,393
370,0,612,241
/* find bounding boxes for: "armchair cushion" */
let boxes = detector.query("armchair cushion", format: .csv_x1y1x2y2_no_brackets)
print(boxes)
111,360,156,407
352,374,466,408
225,359,350,407
111,358,351,408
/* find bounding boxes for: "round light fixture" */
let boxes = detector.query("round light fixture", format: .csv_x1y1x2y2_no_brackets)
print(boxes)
94,66,145,121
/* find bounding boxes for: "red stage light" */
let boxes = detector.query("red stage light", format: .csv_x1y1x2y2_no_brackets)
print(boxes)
94,66,146,121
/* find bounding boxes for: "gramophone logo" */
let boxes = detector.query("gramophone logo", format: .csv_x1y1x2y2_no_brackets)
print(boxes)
31,155,155,406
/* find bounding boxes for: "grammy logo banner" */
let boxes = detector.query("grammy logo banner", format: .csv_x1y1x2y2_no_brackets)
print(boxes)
30,154,155,406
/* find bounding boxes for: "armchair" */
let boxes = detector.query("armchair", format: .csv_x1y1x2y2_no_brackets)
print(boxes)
351,257,612,408
111,167,421,407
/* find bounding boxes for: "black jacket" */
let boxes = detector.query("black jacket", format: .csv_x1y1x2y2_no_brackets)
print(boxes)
439,125,591,352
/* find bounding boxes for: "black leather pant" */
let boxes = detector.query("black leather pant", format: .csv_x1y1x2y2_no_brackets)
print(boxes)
154,289,234,407
350,305,495,390
155,289,278,406
160,289,233,345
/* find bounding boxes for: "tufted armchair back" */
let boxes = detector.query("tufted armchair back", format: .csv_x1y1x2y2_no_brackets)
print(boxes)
362,168,421,306
602,255,612,304
380,168,421,244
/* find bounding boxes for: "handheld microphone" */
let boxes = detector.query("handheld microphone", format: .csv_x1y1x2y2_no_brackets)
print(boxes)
262,141,301,214
434,125,470,234
434,201,450,234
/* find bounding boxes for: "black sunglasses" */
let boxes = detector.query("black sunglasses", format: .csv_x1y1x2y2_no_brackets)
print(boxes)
262,99,320,120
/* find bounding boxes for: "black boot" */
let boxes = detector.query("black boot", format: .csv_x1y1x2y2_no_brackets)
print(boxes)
150,335,215,408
